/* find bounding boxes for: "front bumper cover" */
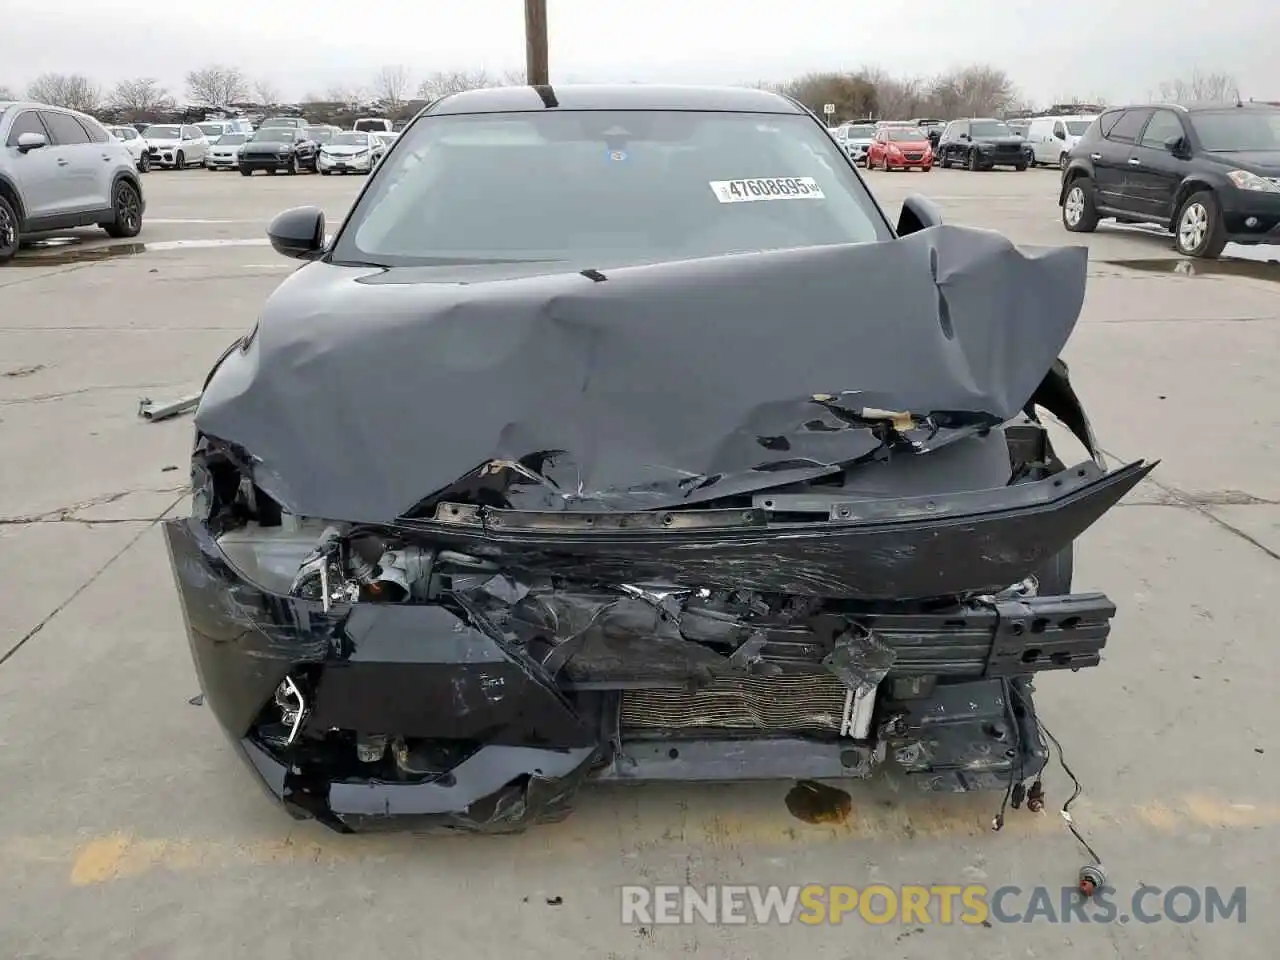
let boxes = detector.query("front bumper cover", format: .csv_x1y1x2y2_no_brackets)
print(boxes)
165,507,1124,833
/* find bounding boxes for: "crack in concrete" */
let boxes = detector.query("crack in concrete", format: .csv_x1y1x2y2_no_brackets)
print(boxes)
0,380,191,406
0,487,188,525
1099,445,1280,562
0,492,187,669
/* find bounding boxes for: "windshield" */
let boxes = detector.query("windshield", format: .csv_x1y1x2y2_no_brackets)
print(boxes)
354,119,387,131
1190,109,1280,152
216,134,247,145
970,121,1014,137
252,129,296,142
307,129,335,143
847,125,876,139
261,118,299,128
887,128,928,141
197,124,224,137
1065,120,1093,135
145,125,180,139
332,133,370,146
107,127,132,139
334,110,889,272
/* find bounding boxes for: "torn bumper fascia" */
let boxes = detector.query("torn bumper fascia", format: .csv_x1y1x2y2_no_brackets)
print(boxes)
165,511,1109,832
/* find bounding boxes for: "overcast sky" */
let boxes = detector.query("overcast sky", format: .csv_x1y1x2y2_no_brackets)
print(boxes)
1,0,1274,106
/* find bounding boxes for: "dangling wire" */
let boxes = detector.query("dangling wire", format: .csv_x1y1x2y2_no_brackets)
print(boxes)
1039,718,1103,866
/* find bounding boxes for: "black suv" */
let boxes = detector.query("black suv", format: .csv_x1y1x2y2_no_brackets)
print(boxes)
936,118,1030,171
1059,102,1280,258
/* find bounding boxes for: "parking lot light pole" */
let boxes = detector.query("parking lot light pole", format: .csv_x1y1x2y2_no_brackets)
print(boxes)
526,0,549,85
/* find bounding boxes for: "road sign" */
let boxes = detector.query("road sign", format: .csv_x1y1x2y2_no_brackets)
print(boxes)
823,103,835,115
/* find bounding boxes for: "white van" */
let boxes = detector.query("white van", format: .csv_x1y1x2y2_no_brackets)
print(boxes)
1027,115,1098,169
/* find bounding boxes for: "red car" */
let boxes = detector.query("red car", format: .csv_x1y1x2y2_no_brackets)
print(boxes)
867,127,933,171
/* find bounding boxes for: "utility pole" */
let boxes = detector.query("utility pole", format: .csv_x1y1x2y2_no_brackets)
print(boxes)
525,0,549,85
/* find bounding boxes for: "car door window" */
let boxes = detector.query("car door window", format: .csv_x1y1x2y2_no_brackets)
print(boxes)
1053,121,1066,139
1105,109,1153,144
1140,110,1185,149
78,117,110,143
6,110,48,146
40,111,90,146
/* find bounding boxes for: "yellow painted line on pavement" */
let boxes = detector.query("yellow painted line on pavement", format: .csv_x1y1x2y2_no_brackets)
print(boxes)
0,793,1275,888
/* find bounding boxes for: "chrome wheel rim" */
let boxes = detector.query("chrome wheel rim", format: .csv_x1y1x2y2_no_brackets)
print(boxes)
1064,187,1084,226
1179,203,1208,251
116,187,140,232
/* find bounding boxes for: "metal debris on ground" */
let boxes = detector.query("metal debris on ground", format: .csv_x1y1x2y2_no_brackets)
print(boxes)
138,393,201,422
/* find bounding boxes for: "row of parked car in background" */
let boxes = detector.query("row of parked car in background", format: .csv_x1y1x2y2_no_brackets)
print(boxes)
831,112,1100,172
101,116,397,176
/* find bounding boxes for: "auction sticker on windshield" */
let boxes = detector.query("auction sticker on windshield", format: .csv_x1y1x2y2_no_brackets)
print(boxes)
709,177,825,203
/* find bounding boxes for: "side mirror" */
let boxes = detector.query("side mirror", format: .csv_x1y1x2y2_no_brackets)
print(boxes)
897,194,943,237
268,206,326,260
16,131,47,153
1164,135,1189,158
1054,130,1066,141
959,133,971,140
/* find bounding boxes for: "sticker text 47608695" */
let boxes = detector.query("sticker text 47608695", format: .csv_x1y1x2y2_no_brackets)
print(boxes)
709,177,826,203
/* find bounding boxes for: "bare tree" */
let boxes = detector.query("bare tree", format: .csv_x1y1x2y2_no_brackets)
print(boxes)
185,65,249,108
0,84,16,100
324,84,366,111
254,79,280,108
26,73,103,112
109,77,173,117
1157,69,1239,104
777,71,879,122
416,69,499,100
372,65,412,109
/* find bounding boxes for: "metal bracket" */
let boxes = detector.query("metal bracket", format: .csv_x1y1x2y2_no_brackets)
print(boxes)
138,393,201,422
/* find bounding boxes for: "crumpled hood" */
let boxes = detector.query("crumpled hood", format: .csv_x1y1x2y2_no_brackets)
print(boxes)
197,225,1088,524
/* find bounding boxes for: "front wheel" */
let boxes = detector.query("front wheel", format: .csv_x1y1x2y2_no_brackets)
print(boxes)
1015,161,1028,171
1174,191,1228,259
288,155,299,175
940,151,952,169
240,167,252,176
966,150,979,171
1058,153,1069,171
0,193,20,264
138,152,150,173
103,180,143,239
1061,178,1100,233
175,151,185,169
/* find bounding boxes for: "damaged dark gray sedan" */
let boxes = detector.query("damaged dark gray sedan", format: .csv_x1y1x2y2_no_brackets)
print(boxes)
164,85,1152,833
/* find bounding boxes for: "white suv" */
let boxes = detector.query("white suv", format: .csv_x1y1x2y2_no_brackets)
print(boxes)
106,125,151,172
0,101,145,263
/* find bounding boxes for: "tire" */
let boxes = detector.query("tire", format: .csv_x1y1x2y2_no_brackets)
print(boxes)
288,155,299,175
102,180,143,239
1058,153,1069,171
0,193,20,264
966,149,979,171
320,169,331,176
940,150,952,169
268,168,277,176
138,152,150,173
240,167,252,176
176,150,185,169
1061,177,1100,233
1015,161,1028,171
1174,190,1228,259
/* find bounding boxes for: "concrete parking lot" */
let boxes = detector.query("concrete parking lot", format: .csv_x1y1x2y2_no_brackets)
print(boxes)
2,165,1277,959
